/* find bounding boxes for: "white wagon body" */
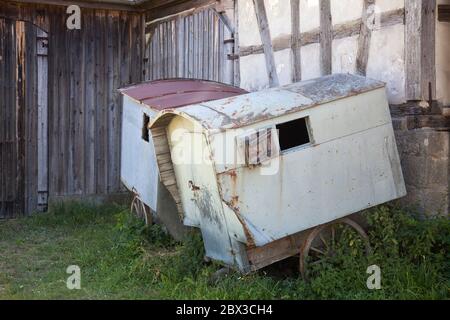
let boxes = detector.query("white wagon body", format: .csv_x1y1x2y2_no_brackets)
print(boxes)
149,74,407,272
119,79,248,239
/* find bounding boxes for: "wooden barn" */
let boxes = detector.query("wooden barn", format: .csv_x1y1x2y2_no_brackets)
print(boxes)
0,0,449,218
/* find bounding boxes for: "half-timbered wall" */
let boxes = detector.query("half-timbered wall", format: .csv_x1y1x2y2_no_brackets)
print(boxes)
236,0,448,108
0,2,145,216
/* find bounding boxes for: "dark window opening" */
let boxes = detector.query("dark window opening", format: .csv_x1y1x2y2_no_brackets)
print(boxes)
276,117,311,152
142,114,150,142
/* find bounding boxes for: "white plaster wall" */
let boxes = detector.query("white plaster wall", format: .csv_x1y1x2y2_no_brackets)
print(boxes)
331,0,363,25
238,0,261,47
436,0,450,106
275,49,292,86
332,35,358,74
375,0,404,12
240,53,270,91
237,0,408,104
367,24,406,104
265,0,291,39
300,0,320,32
301,43,321,80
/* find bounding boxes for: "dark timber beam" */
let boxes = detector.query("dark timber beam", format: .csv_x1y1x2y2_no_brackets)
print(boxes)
356,0,375,76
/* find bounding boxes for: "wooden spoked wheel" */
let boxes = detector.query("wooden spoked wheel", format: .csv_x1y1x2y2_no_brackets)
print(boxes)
130,195,152,225
299,217,371,280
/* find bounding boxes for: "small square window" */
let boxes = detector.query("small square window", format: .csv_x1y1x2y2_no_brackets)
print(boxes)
142,114,150,142
276,117,311,152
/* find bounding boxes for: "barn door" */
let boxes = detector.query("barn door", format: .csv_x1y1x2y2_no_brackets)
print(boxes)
0,19,48,218
145,8,235,85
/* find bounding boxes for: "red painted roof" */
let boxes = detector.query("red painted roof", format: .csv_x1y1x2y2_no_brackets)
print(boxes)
119,79,249,111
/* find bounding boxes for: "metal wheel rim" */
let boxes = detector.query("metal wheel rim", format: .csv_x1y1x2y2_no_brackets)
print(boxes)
299,217,371,281
130,195,149,225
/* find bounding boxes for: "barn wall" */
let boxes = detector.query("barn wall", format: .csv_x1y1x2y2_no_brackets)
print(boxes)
145,7,235,85
0,2,144,214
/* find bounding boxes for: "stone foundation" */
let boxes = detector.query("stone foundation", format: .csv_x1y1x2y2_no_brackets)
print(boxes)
392,106,450,216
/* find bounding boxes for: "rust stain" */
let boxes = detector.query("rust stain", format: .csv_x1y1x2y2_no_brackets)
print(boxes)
188,180,200,191
223,199,256,248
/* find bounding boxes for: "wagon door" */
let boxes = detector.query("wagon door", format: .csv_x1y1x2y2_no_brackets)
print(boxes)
0,20,48,218
145,7,235,85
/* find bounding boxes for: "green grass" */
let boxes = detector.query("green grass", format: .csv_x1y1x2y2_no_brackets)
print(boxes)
0,202,448,300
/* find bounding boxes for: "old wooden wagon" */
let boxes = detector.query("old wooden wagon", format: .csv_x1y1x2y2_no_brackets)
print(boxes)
144,73,406,277
119,79,247,239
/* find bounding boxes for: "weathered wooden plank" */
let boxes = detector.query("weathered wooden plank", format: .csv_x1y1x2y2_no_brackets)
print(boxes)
198,11,204,79
188,14,194,77
223,12,234,85
356,0,375,76
421,0,436,102
24,22,38,214
252,0,279,87
290,0,301,82
48,12,57,196
213,12,220,82
37,29,48,210
95,10,107,194
233,0,240,86
84,11,96,195
0,19,4,216
405,0,422,100
319,0,332,76
16,21,26,215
